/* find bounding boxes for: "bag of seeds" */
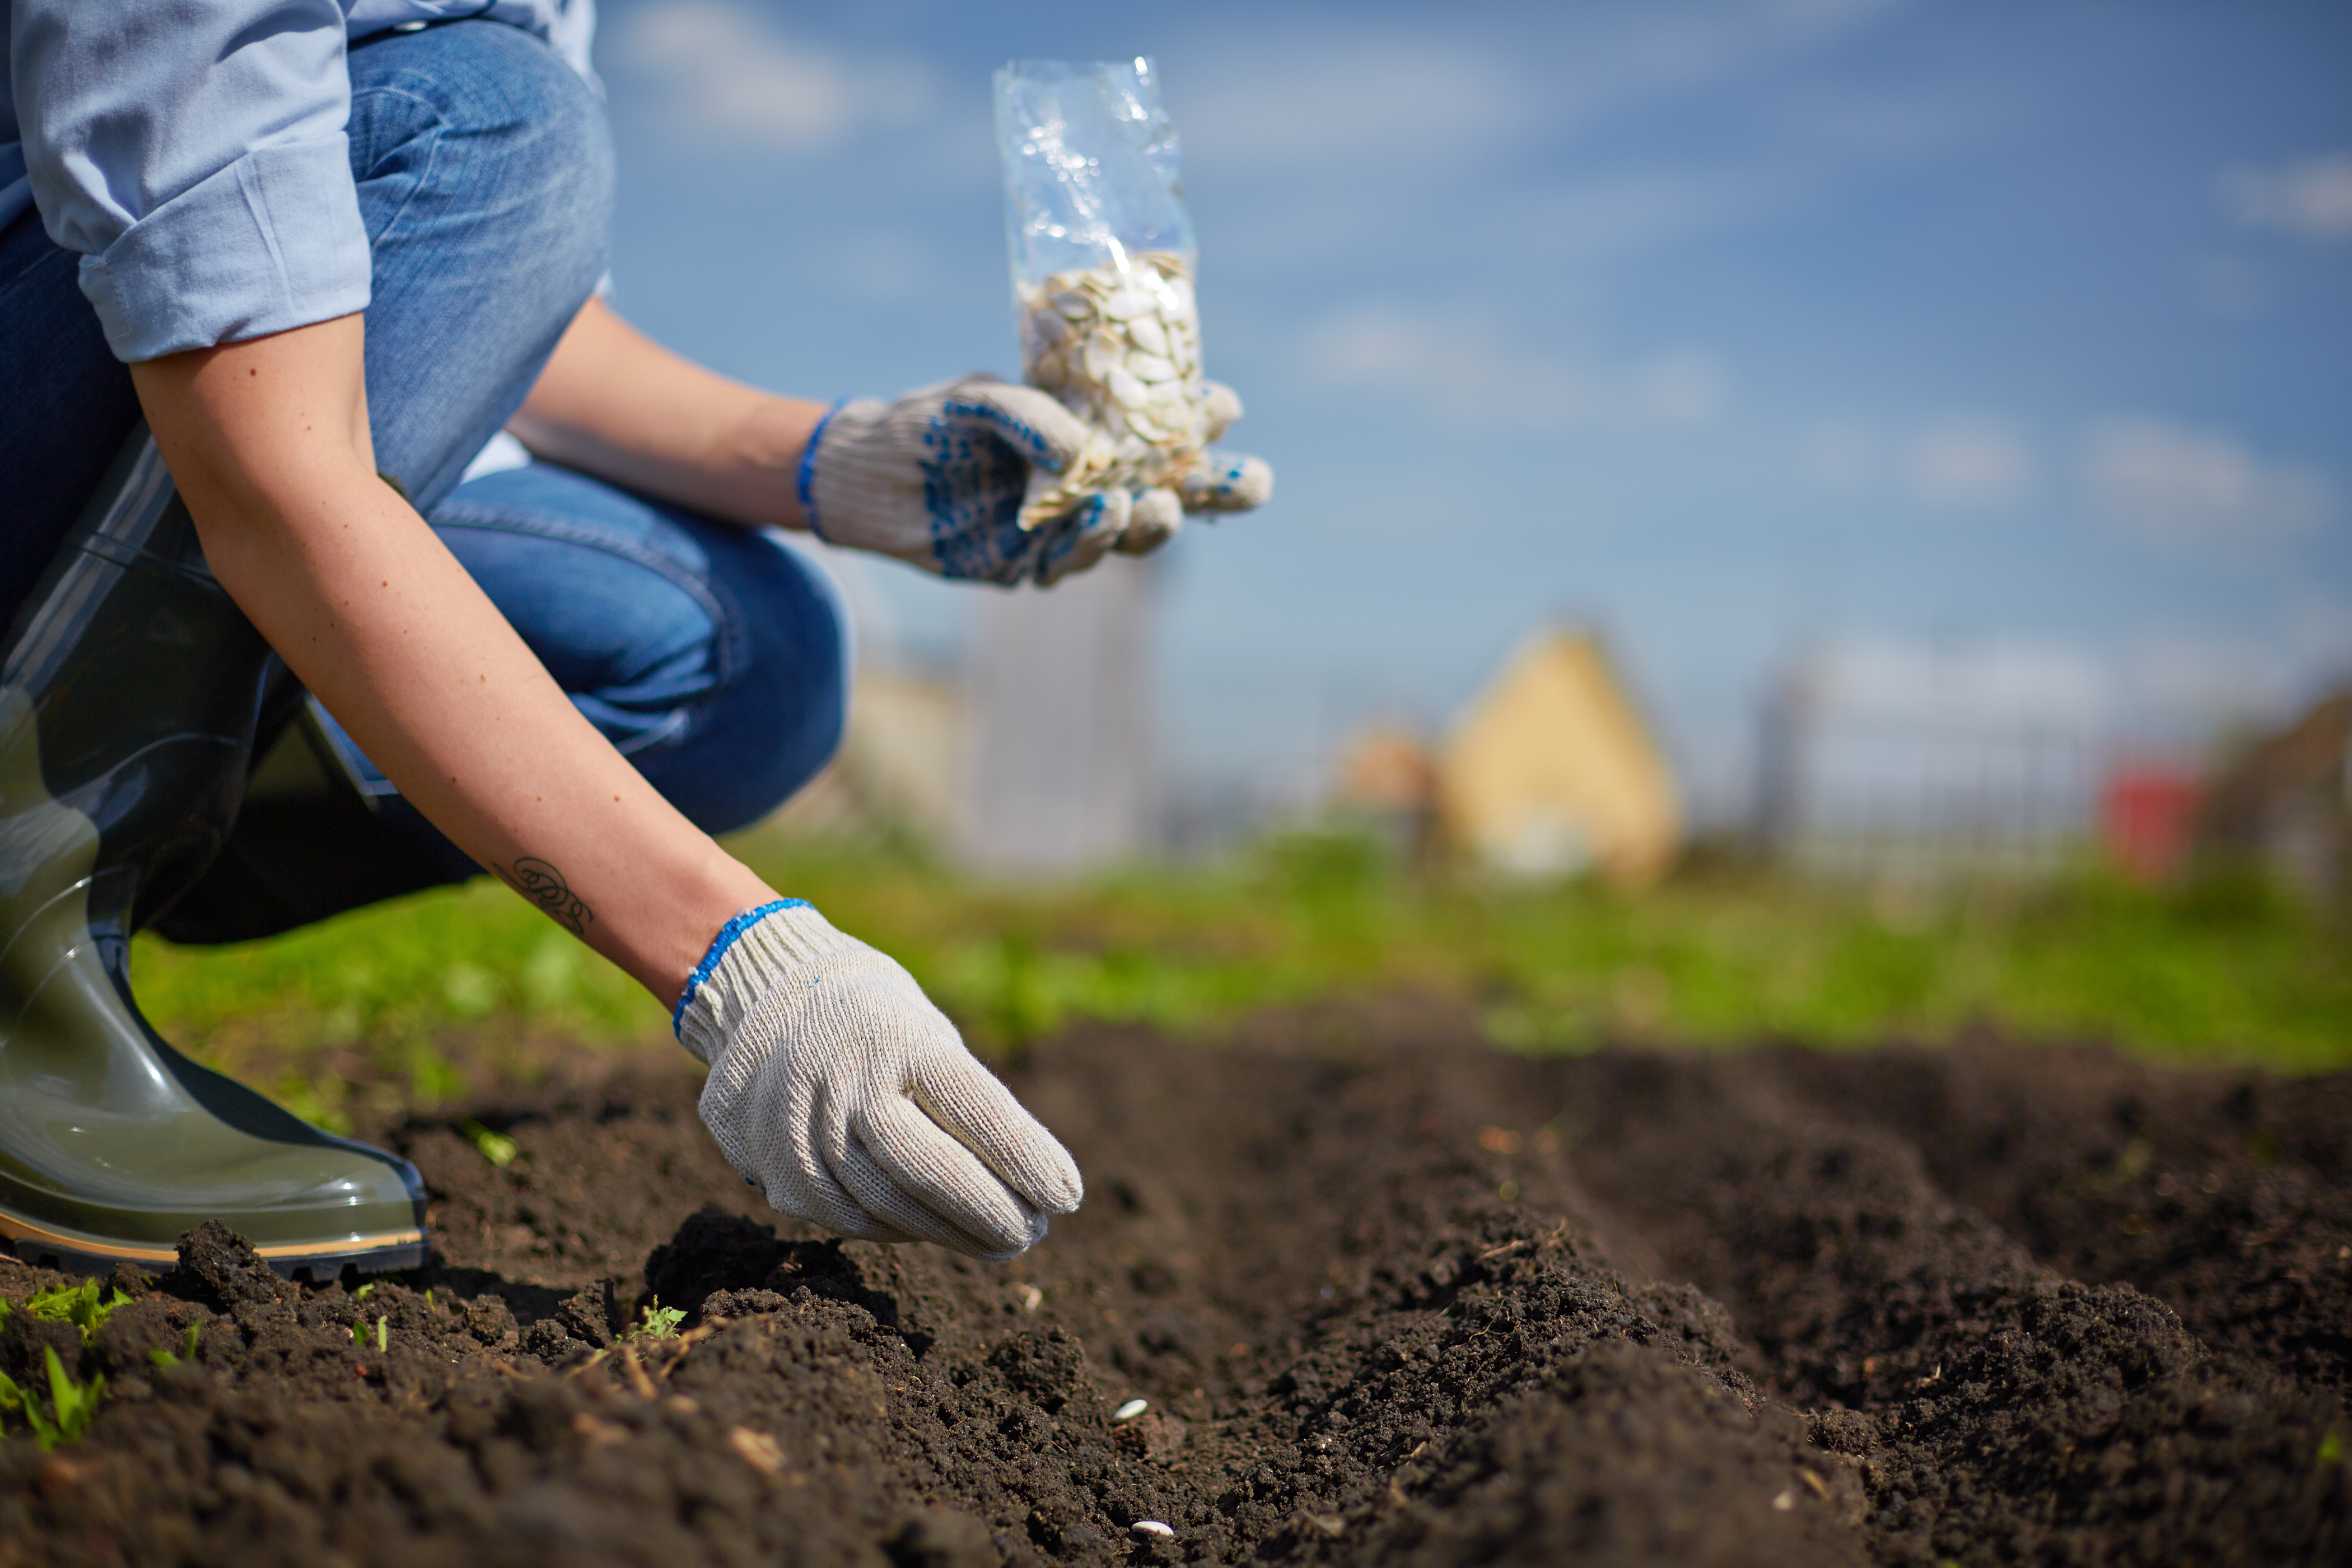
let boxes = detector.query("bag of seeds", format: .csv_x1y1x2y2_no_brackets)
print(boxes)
995,58,1221,535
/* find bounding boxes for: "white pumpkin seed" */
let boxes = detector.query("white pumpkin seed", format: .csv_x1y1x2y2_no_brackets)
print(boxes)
1106,366,1150,408
1126,315,1169,356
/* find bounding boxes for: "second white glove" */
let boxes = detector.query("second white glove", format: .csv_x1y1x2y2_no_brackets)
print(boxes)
675,900,1083,1259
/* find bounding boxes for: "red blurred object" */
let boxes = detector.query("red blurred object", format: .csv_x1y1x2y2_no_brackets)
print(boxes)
2101,764,2202,883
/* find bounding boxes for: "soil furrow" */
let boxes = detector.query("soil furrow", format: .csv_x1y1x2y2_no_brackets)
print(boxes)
2,1020,2344,1566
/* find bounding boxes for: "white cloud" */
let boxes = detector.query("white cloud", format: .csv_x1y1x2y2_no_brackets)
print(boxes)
615,1,932,151
1301,305,1724,427
2083,417,2334,551
2222,152,2352,242
1176,42,1532,171
1901,419,2034,509
1174,1,1911,178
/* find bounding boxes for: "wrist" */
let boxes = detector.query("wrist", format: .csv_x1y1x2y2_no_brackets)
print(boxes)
794,397,851,539
674,899,861,1058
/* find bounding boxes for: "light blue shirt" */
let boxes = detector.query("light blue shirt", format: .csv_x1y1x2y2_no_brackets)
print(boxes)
2,1,596,363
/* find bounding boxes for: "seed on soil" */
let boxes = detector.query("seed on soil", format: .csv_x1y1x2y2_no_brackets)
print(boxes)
1113,1398,1149,1422
728,1426,785,1476
1772,1489,1796,1511
1132,1520,1176,1539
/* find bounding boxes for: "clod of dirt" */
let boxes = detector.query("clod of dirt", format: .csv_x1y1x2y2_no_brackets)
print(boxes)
1,1021,2345,1566
171,1218,291,1312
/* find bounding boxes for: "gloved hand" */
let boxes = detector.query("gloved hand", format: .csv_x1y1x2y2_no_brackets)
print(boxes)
675,899,1082,1259
798,374,1271,585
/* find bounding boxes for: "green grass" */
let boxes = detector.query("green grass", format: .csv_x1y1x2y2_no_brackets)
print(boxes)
128,829,2352,1129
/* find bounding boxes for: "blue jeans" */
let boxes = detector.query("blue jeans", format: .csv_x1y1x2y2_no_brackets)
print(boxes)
0,21,845,913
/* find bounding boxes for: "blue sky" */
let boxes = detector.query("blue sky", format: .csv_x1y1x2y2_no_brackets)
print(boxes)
587,0,2351,818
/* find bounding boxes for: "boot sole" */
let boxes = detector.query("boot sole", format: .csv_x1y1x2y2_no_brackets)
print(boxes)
0,1204,427,1285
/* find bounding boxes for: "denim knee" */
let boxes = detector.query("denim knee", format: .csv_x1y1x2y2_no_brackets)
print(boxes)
347,21,615,510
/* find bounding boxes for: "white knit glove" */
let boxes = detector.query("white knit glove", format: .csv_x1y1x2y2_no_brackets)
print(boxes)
675,900,1082,1259
797,374,1271,586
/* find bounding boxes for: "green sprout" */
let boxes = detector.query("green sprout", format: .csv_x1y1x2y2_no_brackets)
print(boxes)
353,1282,376,1300
0,1348,106,1450
2321,1430,2345,1466
8,1279,133,1345
350,1315,389,1352
148,1322,203,1370
458,1118,518,1167
627,1298,685,1341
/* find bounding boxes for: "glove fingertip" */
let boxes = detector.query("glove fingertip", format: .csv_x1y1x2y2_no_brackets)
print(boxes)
1010,1135,1083,1215
1199,380,1245,442
1180,451,1273,513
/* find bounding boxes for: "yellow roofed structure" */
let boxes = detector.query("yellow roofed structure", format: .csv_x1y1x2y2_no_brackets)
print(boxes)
1437,631,1681,885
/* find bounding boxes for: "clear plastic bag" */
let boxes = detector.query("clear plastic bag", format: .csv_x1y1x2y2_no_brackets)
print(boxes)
995,58,1212,526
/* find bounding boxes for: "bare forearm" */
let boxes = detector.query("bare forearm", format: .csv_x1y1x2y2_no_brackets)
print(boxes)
130,315,775,1005
506,297,824,530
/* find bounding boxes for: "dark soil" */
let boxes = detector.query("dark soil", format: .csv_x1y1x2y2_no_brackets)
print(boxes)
3,1009,2346,1566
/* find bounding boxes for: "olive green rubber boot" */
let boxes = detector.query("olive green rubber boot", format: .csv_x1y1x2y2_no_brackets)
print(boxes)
0,427,427,1282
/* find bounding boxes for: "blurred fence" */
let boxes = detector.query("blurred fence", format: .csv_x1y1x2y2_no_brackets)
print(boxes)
1754,646,2112,883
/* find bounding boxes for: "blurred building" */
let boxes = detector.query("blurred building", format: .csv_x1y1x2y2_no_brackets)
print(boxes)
2196,689,2351,908
1434,631,1681,885
957,556,1156,875
748,544,1157,875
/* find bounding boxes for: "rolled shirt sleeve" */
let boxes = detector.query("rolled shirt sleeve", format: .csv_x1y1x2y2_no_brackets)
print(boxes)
12,1,371,362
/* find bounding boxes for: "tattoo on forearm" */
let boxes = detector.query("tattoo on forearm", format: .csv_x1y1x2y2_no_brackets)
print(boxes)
496,856,594,935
